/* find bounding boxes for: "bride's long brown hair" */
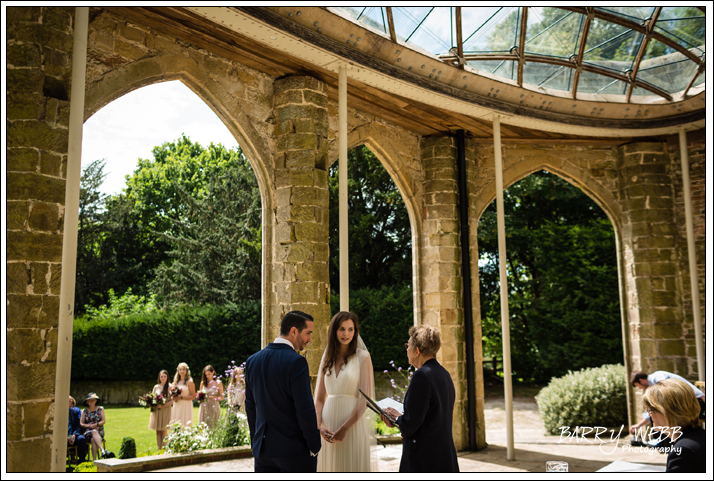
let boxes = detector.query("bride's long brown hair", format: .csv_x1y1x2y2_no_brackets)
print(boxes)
321,311,360,376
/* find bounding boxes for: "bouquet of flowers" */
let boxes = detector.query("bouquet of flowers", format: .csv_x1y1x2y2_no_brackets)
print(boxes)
170,385,182,399
138,392,155,409
196,390,208,404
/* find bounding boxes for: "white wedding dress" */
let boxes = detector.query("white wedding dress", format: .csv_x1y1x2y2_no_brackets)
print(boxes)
316,347,376,472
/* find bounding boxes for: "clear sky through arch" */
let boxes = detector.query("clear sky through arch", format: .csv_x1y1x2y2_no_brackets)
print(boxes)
82,80,240,196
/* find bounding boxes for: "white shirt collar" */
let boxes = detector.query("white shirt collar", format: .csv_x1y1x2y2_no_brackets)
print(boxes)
273,337,294,350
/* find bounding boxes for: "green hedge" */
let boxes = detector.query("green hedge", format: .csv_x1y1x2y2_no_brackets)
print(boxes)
535,363,627,435
72,301,260,382
331,286,414,371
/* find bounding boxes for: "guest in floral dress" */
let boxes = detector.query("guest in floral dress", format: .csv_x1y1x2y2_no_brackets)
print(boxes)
198,365,224,429
80,392,106,460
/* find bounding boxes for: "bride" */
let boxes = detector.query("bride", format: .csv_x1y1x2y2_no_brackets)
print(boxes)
315,311,377,472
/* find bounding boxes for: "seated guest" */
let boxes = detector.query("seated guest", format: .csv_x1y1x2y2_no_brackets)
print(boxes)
67,396,87,464
643,378,706,473
80,393,106,460
629,370,705,435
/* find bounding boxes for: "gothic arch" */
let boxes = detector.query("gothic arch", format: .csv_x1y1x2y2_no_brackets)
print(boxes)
328,123,424,324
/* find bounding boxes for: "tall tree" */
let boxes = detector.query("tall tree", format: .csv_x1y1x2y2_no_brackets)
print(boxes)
328,146,412,293
74,159,109,312
478,170,622,383
149,159,261,305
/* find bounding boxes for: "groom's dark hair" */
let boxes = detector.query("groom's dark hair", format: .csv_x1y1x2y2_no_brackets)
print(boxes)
280,311,314,336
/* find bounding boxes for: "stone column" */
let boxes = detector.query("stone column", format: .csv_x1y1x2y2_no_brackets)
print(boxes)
270,76,331,374
419,136,469,450
463,137,487,449
7,6,74,472
618,142,686,414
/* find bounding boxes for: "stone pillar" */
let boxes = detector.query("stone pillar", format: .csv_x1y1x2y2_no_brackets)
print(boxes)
463,137,487,449
618,142,686,414
270,76,331,374
419,136,469,450
7,6,74,472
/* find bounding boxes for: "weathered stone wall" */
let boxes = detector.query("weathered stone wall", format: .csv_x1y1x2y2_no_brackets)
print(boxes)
6,6,75,472
6,5,706,470
668,139,707,379
618,142,686,378
418,136,471,449
270,76,332,371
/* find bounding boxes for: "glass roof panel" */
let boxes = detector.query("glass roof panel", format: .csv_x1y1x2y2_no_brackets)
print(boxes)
540,65,575,92
655,10,705,54
525,7,583,58
523,62,573,90
327,7,705,102
405,7,453,55
392,7,434,43
694,70,705,87
330,7,388,36
467,60,518,81
578,70,626,95
637,43,698,94
583,21,642,73
596,7,657,23
630,86,656,98
462,6,521,54
658,6,705,21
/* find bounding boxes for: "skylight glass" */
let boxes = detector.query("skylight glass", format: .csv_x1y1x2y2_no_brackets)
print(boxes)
327,6,705,102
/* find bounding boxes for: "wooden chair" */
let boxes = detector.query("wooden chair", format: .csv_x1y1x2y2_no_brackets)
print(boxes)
66,446,79,467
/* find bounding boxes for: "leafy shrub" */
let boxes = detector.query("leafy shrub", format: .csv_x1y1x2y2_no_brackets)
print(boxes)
535,364,627,435
72,301,260,382
210,410,250,448
73,462,97,472
375,418,400,436
77,288,159,323
118,436,136,459
331,286,414,371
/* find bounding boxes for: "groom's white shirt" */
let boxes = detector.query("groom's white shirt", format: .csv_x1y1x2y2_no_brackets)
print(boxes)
273,337,294,349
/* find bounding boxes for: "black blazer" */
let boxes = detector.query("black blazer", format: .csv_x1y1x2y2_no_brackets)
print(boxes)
396,358,459,472
666,425,706,472
244,343,321,460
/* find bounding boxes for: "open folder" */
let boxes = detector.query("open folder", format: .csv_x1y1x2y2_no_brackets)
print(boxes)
359,389,402,429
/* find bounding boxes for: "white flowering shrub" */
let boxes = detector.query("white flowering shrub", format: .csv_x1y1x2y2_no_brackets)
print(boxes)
535,364,627,435
165,421,213,454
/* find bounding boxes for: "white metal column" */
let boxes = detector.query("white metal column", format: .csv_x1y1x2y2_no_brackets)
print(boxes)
493,115,515,460
51,6,89,472
678,128,705,381
339,65,349,311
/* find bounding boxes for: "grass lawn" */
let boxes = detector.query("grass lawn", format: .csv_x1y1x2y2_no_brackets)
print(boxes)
102,405,201,457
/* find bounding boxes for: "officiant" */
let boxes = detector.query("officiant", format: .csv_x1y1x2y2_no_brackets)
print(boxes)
382,325,459,472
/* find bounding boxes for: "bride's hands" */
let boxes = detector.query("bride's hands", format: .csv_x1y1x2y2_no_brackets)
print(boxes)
320,426,335,443
332,426,347,442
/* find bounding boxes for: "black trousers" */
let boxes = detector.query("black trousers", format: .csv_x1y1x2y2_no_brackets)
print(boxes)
254,453,317,473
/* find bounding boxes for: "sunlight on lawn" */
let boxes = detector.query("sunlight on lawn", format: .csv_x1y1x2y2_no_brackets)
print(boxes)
103,405,200,457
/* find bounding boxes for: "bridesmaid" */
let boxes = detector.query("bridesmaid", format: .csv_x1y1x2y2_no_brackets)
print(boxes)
227,365,245,413
170,362,195,428
148,370,174,449
198,365,224,429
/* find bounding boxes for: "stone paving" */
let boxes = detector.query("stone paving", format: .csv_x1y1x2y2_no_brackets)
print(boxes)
151,394,667,472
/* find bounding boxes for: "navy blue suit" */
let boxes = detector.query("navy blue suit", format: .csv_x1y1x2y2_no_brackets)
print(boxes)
67,406,87,463
245,342,321,472
396,358,459,472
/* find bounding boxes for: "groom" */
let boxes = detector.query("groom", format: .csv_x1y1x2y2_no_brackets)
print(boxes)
244,310,322,472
